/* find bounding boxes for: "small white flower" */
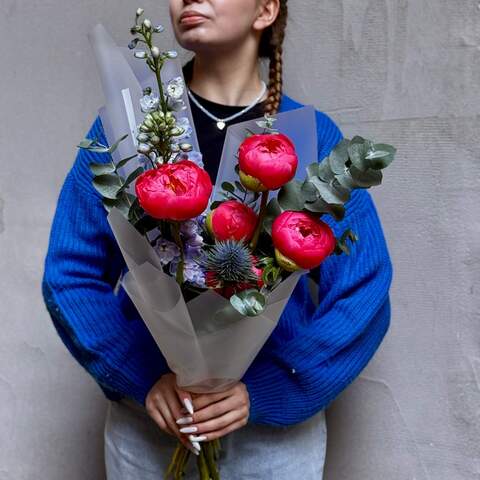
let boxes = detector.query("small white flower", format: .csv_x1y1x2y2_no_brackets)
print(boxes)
136,8,144,17
140,93,160,113
166,50,178,59
137,143,151,154
134,51,147,59
166,76,185,100
151,46,161,59
143,19,152,30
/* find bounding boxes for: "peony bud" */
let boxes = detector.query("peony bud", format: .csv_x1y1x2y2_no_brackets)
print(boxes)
272,211,336,271
206,200,258,243
238,133,298,191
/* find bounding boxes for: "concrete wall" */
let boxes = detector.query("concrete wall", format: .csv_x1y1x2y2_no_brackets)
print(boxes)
1,0,478,478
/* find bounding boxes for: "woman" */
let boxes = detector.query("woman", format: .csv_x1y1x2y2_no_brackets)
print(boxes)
42,0,393,478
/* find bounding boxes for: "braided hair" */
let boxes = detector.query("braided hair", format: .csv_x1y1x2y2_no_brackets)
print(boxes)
259,0,288,115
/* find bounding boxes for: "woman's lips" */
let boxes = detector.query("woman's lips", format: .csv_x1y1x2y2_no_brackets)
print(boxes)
180,15,208,26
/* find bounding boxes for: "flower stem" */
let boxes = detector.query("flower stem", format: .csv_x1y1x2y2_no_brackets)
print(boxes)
171,223,185,285
249,190,269,250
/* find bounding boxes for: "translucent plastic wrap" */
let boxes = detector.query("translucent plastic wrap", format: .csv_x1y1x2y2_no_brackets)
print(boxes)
107,207,303,392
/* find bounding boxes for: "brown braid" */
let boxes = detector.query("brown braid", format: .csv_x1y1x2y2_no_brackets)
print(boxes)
258,0,288,115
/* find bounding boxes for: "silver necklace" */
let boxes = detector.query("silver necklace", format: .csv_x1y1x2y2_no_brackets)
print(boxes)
186,81,267,130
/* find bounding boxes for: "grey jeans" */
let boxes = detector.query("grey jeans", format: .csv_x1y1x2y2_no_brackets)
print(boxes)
104,397,327,479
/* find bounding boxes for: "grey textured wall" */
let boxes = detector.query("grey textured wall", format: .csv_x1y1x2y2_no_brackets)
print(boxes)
1,0,478,478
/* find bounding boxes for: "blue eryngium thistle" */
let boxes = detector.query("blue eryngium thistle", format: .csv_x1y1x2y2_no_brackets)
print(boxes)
203,240,257,283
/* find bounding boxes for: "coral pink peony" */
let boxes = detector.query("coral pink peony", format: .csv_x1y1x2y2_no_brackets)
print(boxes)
272,211,336,271
135,160,212,221
238,133,298,191
206,200,258,242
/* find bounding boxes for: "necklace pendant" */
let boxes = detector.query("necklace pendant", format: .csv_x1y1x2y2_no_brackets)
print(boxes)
216,120,226,130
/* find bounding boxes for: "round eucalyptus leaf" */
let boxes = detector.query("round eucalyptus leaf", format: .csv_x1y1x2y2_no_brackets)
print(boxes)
349,165,383,187
278,180,305,211
92,174,122,199
309,176,349,204
317,161,335,182
328,139,350,174
301,180,318,202
366,144,396,169
89,162,116,176
348,137,370,172
306,162,320,179
230,289,266,317
304,198,345,221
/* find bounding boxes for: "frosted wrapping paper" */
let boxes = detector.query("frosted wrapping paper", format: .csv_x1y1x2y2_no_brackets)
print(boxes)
107,207,303,393
211,104,318,205
87,23,199,184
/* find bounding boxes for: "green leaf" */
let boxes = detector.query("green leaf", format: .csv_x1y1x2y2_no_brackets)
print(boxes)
92,174,122,199
317,160,336,182
306,162,320,179
230,289,266,317
304,198,345,221
221,182,235,193
107,133,129,154
128,196,143,223
328,138,350,174
118,166,144,193
309,176,350,204
133,215,162,235
347,136,370,171
116,154,138,171
277,180,305,211
235,181,247,193
263,198,283,235
262,265,281,286
78,138,94,149
301,180,319,202
210,200,224,210
89,162,116,176
365,144,396,170
334,228,359,255
349,165,383,187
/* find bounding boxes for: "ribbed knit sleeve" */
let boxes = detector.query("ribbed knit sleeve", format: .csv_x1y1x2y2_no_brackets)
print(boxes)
41,115,170,406
242,111,394,426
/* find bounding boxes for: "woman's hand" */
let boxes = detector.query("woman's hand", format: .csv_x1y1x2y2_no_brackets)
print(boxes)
176,382,250,443
145,373,199,454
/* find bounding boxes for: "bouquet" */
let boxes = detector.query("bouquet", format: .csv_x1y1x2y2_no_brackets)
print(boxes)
80,8,396,479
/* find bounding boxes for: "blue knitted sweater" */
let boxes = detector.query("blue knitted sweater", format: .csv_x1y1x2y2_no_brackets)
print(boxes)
41,93,393,427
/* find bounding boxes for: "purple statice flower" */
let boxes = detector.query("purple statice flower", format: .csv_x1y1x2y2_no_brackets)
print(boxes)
184,233,204,257
169,256,206,288
154,238,180,266
180,219,198,237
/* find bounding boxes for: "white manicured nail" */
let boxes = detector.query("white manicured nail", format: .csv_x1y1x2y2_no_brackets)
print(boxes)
183,398,194,415
191,441,201,451
176,416,193,425
189,435,207,442
180,426,198,434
